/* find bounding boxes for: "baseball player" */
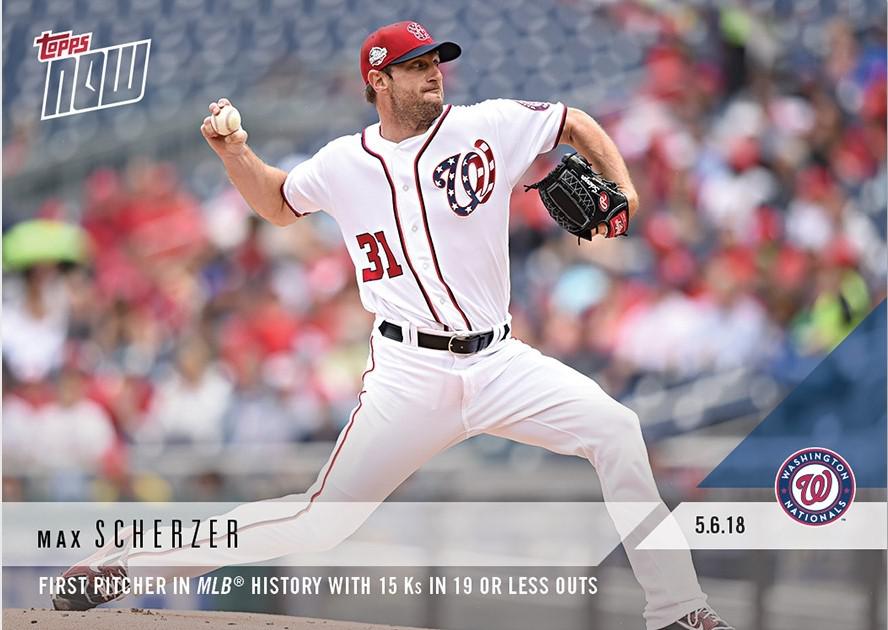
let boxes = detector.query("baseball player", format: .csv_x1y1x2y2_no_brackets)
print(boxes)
54,21,734,630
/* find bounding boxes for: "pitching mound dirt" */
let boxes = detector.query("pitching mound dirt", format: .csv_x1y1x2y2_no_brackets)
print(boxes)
3,608,431,630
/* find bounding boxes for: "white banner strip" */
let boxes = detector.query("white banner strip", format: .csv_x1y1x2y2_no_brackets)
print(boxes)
2,502,658,567
636,502,888,550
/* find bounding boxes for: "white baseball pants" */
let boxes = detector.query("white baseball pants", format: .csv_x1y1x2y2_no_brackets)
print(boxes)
130,325,707,629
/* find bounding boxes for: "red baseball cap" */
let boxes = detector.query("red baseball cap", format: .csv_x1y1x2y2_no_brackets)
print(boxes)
360,21,461,84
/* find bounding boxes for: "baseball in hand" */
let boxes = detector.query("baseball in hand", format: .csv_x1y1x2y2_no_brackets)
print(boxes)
211,105,242,136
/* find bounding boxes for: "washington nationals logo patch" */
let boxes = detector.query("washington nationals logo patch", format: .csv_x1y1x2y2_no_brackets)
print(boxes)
368,46,387,66
516,100,550,111
433,139,496,216
776,447,855,526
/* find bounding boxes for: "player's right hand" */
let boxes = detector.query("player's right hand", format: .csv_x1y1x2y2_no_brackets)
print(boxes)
201,98,248,157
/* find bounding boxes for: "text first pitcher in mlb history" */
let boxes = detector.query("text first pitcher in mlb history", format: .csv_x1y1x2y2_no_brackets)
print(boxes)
2,2,886,630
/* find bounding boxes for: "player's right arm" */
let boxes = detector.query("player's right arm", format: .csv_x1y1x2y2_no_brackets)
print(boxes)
200,98,299,227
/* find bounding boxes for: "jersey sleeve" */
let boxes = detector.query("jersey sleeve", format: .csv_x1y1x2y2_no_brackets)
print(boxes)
281,148,334,217
486,99,568,188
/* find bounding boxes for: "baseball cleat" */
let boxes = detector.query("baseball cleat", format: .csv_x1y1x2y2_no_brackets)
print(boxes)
51,562,128,611
659,607,735,630
52,531,132,611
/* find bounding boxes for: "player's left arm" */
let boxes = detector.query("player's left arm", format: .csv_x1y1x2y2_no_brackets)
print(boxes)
558,107,640,220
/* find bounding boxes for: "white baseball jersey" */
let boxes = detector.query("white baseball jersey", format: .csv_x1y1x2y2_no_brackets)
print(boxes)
282,99,568,332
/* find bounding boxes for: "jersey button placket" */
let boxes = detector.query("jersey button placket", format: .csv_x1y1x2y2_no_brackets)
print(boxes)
394,149,453,328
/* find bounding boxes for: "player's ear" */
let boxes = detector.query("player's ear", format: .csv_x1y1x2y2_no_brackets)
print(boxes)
367,69,390,96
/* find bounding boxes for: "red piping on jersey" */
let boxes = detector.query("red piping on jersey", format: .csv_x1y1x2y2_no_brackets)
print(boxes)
413,104,474,332
293,334,376,506
129,337,378,560
551,104,568,152
280,180,306,217
360,130,447,330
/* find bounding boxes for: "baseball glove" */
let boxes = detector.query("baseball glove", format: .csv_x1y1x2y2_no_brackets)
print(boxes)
525,153,630,240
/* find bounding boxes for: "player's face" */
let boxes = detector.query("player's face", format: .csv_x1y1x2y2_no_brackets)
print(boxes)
387,51,444,125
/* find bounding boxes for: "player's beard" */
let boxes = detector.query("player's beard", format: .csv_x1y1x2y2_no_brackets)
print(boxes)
390,85,444,131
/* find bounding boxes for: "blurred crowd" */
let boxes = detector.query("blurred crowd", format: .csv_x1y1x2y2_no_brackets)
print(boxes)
3,3,886,492
509,4,886,391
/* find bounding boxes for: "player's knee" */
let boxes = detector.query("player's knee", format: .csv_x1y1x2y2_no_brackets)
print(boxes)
311,530,343,553
291,522,342,553
608,405,642,441
302,515,365,553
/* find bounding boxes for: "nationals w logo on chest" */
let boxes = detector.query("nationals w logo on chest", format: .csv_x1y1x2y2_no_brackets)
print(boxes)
34,29,151,120
775,447,856,526
433,139,496,216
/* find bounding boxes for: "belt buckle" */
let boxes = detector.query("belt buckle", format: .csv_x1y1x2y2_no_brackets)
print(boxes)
447,333,474,355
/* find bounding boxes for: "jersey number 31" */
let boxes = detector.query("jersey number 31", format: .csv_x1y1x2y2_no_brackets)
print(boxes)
356,231,403,282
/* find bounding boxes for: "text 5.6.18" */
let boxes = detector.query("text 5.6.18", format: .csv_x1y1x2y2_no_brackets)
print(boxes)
694,515,745,534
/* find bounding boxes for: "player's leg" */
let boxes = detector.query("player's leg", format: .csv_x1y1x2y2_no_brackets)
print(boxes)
58,333,467,605
465,339,708,630
130,334,466,572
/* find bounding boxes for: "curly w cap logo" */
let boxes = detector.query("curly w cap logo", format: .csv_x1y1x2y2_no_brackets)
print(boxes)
406,22,430,41
776,447,856,526
34,29,151,120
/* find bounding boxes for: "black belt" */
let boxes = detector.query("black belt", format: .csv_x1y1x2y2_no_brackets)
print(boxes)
378,321,509,355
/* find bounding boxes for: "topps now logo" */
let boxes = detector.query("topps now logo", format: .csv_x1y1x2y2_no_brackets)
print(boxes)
775,447,856,526
34,29,151,120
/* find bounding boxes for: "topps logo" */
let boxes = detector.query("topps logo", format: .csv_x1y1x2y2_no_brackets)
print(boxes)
34,29,151,120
